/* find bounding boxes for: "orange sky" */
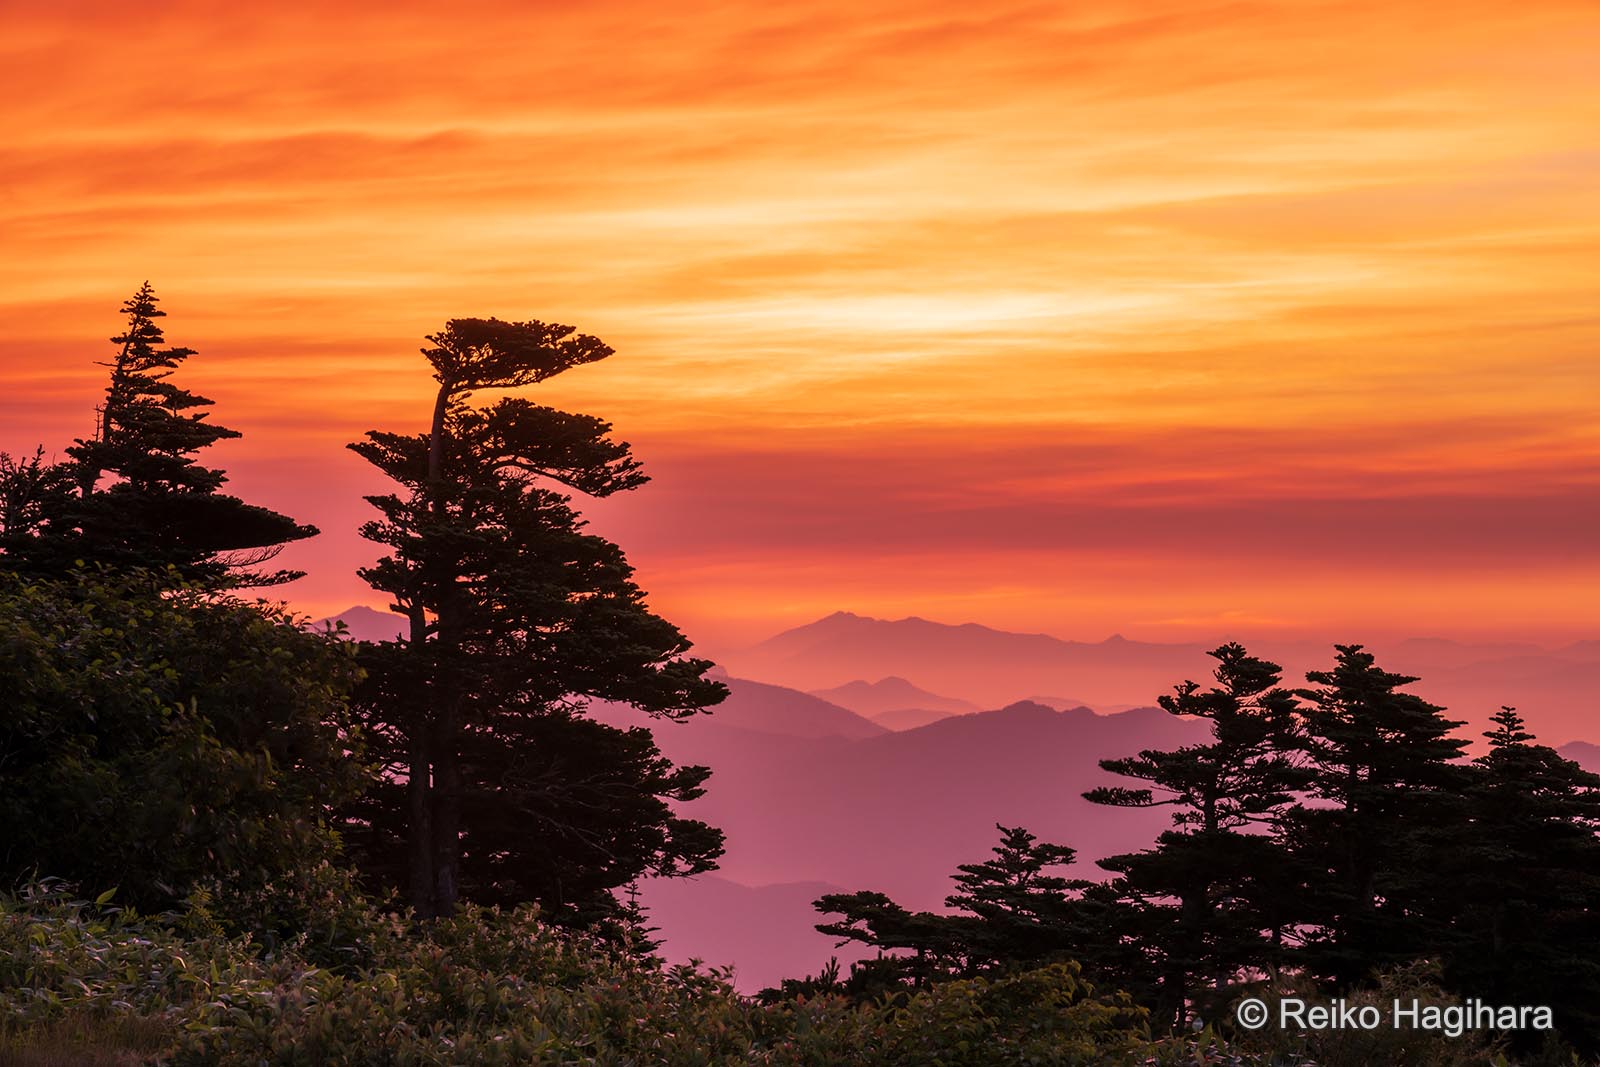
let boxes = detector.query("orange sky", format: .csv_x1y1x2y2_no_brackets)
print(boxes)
3,0,1597,650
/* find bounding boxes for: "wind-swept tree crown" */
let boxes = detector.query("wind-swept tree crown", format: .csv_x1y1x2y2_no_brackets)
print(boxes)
424,318,614,394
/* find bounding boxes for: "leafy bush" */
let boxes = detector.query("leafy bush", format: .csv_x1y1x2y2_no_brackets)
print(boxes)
0,570,371,914
0,881,277,1055
1,885,1159,1067
10,882,1578,1066
867,963,1150,1067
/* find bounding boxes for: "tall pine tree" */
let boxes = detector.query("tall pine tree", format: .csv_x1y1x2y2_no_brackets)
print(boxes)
0,283,315,586
1085,643,1309,1028
348,317,726,921
1428,708,1600,1053
1286,644,1469,987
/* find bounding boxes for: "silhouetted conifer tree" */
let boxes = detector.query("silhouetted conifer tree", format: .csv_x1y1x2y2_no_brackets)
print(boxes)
0,449,77,571
0,283,315,585
1427,707,1600,1053
813,891,963,990
1086,643,1309,1028
1285,644,1469,987
815,825,1090,989
347,317,726,921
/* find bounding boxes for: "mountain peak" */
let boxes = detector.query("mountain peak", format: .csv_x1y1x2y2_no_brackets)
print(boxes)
310,605,407,643
809,676,981,716
994,699,1060,716
739,611,1212,709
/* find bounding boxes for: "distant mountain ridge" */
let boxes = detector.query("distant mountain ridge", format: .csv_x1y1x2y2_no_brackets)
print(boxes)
600,691,1206,989
310,605,406,643
694,674,886,740
634,687,1600,990
810,676,979,717
314,605,1599,745
729,611,1212,708
724,612,1600,747
871,707,959,731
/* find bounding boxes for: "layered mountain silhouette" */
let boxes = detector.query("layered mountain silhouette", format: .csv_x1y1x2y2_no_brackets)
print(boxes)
698,668,886,739
314,605,1599,748
807,676,981,731
1393,647,1600,745
810,676,980,717
593,683,1210,990
720,612,1600,747
630,696,1206,900
729,611,1214,709
868,706,960,731
307,606,1598,988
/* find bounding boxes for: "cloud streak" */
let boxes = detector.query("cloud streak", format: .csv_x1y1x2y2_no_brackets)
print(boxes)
2,0,1596,642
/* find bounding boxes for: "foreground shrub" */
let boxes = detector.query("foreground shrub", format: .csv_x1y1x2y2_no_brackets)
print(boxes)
0,571,370,915
872,963,1149,1067
2,884,1158,1067
0,883,260,1025
20,884,1568,1066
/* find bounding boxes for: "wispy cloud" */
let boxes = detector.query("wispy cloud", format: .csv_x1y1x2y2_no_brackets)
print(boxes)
3,0,1596,638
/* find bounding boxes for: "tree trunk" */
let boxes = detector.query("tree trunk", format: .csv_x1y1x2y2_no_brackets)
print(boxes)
406,603,436,918
1170,887,1205,1030
431,637,463,917
423,384,463,918
407,722,436,917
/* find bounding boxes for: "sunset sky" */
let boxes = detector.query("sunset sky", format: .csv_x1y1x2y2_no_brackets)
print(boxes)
4,0,1597,651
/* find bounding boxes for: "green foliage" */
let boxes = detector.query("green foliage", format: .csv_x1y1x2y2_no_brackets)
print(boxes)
182,860,402,969
0,570,370,915
0,881,289,1050
1,887,1157,1067
863,963,1149,1067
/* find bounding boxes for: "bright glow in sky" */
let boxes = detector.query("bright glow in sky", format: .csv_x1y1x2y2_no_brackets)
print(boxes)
4,0,1597,648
